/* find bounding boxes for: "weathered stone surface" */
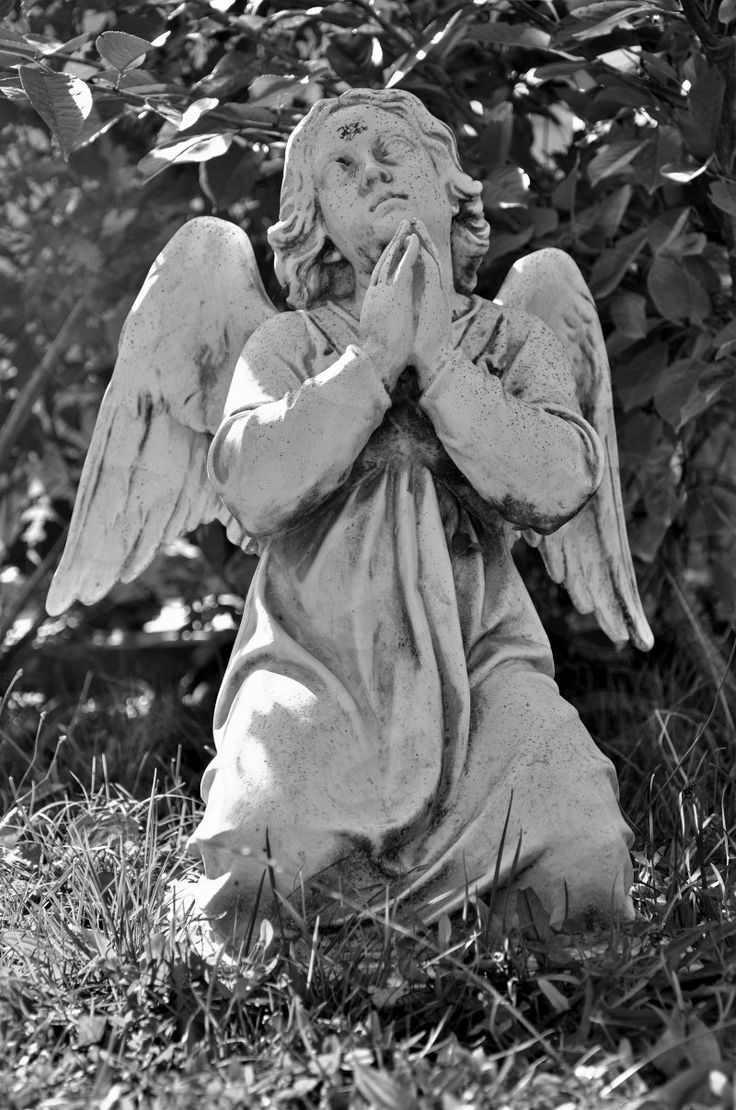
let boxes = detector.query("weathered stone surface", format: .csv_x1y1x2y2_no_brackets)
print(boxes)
48,88,654,938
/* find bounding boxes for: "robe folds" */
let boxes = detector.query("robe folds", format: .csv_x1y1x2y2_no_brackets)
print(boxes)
187,295,634,934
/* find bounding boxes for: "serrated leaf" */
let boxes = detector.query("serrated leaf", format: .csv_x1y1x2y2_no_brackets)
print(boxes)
709,180,736,218
96,30,153,72
18,65,92,158
0,24,38,50
138,131,233,178
0,77,27,101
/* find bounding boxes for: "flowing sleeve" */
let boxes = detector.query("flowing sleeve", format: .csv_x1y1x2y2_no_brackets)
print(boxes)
208,313,392,537
418,308,604,534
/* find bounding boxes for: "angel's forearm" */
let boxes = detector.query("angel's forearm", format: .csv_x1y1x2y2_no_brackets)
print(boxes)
208,345,391,535
419,350,604,533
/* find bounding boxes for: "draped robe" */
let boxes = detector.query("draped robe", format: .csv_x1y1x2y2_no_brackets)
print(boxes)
187,295,634,932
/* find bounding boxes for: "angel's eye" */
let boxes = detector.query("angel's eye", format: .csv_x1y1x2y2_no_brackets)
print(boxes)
335,156,352,169
380,137,411,162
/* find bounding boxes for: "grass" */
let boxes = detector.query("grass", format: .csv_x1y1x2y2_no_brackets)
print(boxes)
1,644,736,1109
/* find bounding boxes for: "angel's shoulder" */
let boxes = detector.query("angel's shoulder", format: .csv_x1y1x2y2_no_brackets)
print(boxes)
246,309,311,358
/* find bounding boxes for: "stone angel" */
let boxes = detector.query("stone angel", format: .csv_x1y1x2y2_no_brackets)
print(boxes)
47,88,653,938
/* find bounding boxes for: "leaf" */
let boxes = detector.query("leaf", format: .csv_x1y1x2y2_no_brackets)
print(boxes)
199,143,263,210
474,22,551,48
648,207,691,255
614,342,669,410
647,257,710,325
537,976,570,1014
713,319,736,355
76,1012,107,1047
0,77,27,102
660,157,711,183
596,184,632,238
437,913,452,950
611,291,647,339
709,180,736,218
516,886,553,941
248,72,304,109
18,65,93,158
588,139,646,188
96,30,154,72
655,359,727,431
179,96,219,130
486,225,534,263
482,164,529,209
0,24,42,57
719,0,736,19
353,1064,416,1110
633,125,683,194
681,66,725,160
556,2,662,41
385,7,466,89
138,132,234,178
589,226,648,297
476,101,513,172
651,1008,722,1076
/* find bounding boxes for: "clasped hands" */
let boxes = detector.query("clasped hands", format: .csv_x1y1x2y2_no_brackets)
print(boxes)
358,219,454,394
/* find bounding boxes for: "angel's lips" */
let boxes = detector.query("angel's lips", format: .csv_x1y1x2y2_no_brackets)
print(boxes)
369,193,410,213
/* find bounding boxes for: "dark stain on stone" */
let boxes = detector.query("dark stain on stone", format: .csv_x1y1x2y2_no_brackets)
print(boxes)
136,392,156,453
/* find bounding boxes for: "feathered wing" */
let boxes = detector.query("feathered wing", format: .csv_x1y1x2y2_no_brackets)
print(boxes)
494,248,653,651
46,216,277,616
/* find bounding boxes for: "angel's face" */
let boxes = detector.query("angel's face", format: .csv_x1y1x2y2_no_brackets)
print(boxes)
313,106,453,277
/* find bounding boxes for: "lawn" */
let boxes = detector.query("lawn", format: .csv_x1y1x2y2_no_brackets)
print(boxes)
1,637,735,1110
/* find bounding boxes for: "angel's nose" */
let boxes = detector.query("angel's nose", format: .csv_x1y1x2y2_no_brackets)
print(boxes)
359,158,392,193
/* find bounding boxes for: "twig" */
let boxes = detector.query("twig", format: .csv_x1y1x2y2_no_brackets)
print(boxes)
0,300,86,476
0,528,68,664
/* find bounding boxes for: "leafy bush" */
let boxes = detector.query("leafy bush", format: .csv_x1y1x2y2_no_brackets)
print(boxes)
1,0,735,697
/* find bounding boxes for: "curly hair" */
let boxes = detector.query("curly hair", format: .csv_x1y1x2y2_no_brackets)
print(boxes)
267,88,490,309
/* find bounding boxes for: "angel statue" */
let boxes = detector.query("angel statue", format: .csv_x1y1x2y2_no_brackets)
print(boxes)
47,87,653,939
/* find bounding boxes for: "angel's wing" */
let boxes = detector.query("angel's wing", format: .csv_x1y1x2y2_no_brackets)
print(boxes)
494,248,653,651
46,216,277,616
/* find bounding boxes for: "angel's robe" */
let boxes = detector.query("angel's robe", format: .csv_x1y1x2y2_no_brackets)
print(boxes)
187,296,634,933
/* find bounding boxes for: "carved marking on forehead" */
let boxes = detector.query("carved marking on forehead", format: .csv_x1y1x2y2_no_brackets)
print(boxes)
337,119,368,140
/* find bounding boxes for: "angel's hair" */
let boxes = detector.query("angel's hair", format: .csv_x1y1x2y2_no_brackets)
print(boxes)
267,88,490,309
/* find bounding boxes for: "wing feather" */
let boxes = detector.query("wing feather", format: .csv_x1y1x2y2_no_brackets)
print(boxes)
495,248,653,651
47,217,277,616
